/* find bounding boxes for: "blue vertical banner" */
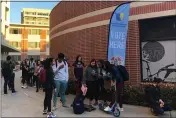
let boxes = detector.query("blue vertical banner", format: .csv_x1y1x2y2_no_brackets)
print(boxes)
107,3,130,66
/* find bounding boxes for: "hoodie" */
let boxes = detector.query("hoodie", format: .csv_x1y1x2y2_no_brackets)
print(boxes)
52,61,69,82
82,65,98,84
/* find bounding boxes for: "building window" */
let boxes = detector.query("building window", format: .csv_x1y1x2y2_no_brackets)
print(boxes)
28,42,38,48
9,41,19,48
10,28,21,34
37,42,40,48
47,30,49,35
28,29,41,35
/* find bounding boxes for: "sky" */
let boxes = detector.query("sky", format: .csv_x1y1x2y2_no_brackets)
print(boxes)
10,1,58,23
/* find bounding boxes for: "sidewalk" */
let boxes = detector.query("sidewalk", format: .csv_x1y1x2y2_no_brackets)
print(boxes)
1,71,175,117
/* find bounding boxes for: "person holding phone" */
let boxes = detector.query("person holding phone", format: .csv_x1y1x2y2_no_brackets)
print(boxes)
53,53,69,110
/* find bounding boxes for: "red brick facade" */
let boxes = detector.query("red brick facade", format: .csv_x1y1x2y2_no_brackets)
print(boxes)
50,2,176,85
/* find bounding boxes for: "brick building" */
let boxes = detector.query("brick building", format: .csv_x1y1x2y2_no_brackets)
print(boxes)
8,24,49,61
50,1,176,85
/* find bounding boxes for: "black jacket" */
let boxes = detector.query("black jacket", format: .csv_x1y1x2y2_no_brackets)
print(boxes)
147,85,161,106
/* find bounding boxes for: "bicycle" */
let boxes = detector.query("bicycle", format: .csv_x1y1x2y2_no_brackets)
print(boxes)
142,60,176,82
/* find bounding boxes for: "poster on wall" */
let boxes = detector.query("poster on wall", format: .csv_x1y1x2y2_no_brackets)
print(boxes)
107,3,130,66
141,41,176,82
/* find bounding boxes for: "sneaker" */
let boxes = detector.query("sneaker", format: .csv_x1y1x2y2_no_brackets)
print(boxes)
62,104,69,108
47,112,56,118
104,106,112,112
21,86,24,88
52,106,57,111
119,108,124,111
12,91,17,94
23,86,27,89
43,110,47,115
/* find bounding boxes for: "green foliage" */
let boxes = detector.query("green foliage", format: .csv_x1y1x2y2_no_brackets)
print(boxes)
67,80,176,110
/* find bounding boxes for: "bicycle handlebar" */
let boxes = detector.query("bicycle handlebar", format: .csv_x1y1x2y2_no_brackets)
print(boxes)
164,63,174,68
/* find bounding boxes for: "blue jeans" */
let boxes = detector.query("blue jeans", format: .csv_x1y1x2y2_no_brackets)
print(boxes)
53,80,68,107
152,104,172,114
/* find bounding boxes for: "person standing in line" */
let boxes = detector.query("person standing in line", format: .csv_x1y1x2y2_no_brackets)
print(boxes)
82,59,98,108
72,55,85,98
25,58,30,86
34,60,41,92
53,53,69,110
42,58,56,117
9,60,16,92
28,58,35,86
94,59,108,106
104,61,124,112
1,56,16,94
21,60,29,88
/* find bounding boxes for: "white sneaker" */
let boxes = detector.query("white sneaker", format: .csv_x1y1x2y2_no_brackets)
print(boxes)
47,112,56,118
104,106,112,111
23,86,27,89
119,108,124,111
21,86,24,88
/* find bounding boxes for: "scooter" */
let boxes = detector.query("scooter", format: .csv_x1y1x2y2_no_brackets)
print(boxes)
99,85,120,117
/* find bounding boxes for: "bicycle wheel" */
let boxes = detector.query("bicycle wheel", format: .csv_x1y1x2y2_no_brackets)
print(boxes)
113,108,120,117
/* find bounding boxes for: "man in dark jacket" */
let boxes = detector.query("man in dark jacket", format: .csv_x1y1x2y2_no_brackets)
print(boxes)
148,78,172,115
2,56,16,94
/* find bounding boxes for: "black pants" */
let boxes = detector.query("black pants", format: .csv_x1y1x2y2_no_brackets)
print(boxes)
44,88,53,112
4,75,15,94
152,104,172,115
28,73,33,86
110,83,124,108
96,79,106,102
22,74,28,85
34,75,42,91
86,81,97,101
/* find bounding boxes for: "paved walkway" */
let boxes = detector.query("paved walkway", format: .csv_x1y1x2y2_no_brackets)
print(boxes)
1,71,175,117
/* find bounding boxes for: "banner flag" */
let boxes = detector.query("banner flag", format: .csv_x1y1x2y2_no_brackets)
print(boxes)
107,3,130,66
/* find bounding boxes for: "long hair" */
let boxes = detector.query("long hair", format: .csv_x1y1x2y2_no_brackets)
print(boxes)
44,58,53,70
89,59,97,68
105,61,113,73
75,55,83,63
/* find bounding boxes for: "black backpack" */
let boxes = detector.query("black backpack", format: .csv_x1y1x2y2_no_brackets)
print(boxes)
2,61,12,77
117,65,129,81
73,97,85,114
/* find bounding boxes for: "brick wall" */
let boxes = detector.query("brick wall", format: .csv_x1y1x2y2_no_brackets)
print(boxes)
50,1,176,85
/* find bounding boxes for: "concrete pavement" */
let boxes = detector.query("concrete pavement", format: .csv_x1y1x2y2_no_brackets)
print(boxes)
1,71,175,117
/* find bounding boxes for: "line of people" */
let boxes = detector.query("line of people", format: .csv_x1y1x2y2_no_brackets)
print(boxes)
3,53,172,117
19,53,125,117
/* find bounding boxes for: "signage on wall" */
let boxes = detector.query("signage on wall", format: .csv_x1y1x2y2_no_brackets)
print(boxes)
139,16,176,83
107,2,130,66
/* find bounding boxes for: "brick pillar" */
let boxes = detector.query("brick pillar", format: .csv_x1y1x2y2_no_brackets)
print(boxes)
40,29,46,60
21,28,28,60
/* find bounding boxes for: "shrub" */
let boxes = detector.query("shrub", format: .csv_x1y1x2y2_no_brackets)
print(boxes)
67,80,176,110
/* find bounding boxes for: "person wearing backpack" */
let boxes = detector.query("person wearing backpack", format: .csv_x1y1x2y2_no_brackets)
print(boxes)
1,56,16,94
104,61,125,112
52,53,69,110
